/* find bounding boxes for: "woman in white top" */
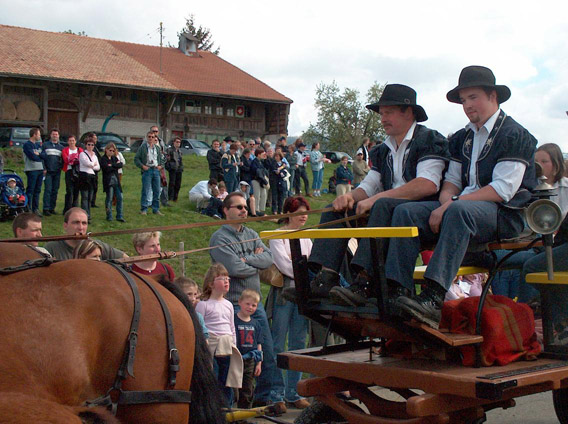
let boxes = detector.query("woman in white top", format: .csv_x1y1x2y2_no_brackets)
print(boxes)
78,135,100,220
535,143,568,217
268,196,312,409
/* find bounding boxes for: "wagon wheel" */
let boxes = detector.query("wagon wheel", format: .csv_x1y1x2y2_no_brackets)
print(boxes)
294,399,362,424
553,388,568,424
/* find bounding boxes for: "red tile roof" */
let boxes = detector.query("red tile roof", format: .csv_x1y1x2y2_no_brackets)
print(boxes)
0,25,292,104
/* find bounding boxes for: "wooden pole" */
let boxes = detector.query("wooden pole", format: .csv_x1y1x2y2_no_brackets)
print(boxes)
179,241,185,276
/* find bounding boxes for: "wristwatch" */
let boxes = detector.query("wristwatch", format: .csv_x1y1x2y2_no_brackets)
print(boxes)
451,195,460,201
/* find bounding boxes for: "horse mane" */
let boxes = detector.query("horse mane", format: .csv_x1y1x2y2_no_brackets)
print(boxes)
156,275,226,424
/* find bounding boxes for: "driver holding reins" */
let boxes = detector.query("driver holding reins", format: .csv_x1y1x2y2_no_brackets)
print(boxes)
308,84,450,306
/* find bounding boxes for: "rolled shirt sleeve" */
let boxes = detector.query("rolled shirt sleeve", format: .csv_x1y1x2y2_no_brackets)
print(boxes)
444,160,463,191
489,161,526,202
416,159,446,190
357,169,383,197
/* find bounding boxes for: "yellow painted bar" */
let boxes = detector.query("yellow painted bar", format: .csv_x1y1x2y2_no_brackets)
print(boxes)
526,272,568,285
413,265,488,280
260,227,418,240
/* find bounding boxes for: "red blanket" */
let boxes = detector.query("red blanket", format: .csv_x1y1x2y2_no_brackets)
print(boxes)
440,295,541,366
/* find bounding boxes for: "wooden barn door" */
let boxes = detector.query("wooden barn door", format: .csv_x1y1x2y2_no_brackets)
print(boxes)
48,99,79,138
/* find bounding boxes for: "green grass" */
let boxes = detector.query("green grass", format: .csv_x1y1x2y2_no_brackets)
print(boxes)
1,148,338,293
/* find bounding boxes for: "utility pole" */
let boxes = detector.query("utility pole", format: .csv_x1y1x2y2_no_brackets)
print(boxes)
159,22,163,74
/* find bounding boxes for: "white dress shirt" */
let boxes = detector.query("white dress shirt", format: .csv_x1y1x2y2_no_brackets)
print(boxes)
358,122,445,197
444,109,526,202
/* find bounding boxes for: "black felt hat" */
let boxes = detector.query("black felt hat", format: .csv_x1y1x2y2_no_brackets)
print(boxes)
223,136,234,142
366,84,428,122
447,65,511,104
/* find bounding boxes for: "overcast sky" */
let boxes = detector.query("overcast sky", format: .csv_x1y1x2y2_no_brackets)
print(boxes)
2,0,566,149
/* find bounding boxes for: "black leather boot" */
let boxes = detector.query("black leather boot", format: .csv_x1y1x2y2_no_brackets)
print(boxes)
329,273,374,307
310,268,340,299
395,281,446,329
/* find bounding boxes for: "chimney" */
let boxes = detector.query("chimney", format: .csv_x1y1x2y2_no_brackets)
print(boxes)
178,33,198,56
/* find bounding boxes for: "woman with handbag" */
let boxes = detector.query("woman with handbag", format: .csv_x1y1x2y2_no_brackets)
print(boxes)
100,142,124,222
267,196,311,409
62,135,83,214
251,148,268,216
78,136,100,221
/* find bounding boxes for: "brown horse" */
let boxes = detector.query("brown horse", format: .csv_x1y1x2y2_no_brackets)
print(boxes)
0,242,225,423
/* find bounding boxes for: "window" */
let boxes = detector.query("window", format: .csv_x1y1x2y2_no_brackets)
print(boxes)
226,108,234,117
185,100,201,114
204,105,212,115
216,105,223,115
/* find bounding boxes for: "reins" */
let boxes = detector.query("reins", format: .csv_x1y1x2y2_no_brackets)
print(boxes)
116,210,368,265
0,207,335,244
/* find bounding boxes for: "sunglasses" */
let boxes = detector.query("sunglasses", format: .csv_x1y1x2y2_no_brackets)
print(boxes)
86,143,95,146
107,149,116,152
229,205,247,210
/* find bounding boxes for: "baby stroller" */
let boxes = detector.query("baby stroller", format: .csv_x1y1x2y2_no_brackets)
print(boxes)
0,170,29,221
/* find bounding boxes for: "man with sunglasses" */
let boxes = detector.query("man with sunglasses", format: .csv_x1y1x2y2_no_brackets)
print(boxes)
209,193,285,412
134,130,165,215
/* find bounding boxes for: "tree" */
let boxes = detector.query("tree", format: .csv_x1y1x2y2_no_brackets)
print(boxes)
177,14,220,55
302,81,385,153
62,29,87,36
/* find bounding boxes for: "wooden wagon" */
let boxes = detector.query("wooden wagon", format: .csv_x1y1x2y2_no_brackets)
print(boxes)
260,228,568,424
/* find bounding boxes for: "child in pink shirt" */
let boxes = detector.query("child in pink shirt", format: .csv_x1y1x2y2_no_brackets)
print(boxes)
195,263,236,406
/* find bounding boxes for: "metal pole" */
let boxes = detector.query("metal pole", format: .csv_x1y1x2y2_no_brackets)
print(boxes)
159,22,163,74
179,241,185,276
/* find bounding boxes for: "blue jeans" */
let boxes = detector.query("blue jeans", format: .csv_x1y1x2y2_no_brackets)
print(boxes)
270,299,308,402
311,168,323,190
521,243,568,318
492,249,540,302
386,200,524,291
271,181,286,214
225,175,238,193
25,170,43,212
43,170,61,212
141,168,160,212
214,356,234,407
234,302,282,403
105,184,123,220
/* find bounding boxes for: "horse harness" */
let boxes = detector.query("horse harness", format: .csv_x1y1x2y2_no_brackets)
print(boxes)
0,258,191,414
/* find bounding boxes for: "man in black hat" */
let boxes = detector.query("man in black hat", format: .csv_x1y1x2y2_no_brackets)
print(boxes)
308,84,449,304
389,66,537,329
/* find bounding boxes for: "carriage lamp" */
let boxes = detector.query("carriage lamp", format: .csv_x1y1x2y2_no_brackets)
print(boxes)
526,199,563,280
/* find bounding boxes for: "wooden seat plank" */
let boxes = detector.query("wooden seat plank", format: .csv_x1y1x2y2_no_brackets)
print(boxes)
407,320,483,346
413,265,487,280
260,227,418,240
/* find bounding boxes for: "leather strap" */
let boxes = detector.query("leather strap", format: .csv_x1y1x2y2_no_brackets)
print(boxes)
0,257,55,275
109,263,142,380
118,390,191,405
134,272,180,388
0,207,334,244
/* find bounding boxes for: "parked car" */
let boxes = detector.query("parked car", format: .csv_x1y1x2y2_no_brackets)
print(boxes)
323,151,353,164
79,132,131,153
178,139,210,156
0,127,33,148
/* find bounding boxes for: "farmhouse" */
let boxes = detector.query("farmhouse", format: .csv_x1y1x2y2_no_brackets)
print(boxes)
0,24,292,143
